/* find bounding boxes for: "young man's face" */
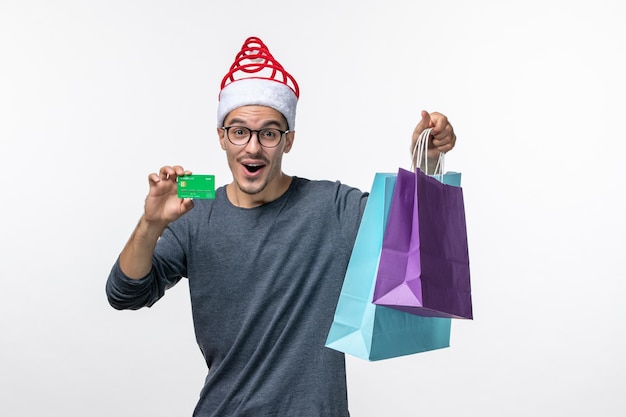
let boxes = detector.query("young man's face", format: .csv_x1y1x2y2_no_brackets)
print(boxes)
218,105,294,207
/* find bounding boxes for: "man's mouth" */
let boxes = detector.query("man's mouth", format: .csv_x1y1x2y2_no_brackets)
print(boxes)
243,163,265,174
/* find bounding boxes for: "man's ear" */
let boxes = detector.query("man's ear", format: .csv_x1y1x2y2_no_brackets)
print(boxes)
283,131,295,153
217,127,227,150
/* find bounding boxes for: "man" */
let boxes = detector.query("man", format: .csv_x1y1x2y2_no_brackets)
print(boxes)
106,36,456,416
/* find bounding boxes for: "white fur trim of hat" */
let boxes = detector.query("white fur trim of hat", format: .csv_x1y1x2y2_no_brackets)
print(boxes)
218,78,298,130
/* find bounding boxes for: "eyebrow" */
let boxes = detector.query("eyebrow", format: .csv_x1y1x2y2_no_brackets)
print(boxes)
226,118,285,129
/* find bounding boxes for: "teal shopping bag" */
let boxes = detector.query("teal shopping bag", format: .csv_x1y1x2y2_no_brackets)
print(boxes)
325,173,451,361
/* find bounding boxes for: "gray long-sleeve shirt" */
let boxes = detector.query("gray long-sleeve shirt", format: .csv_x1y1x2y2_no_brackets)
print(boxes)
107,177,368,417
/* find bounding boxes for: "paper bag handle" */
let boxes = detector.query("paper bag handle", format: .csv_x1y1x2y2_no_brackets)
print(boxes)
411,127,445,179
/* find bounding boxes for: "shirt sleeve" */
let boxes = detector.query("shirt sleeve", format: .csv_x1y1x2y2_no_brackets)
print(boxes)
105,226,187,310
333,181,369,250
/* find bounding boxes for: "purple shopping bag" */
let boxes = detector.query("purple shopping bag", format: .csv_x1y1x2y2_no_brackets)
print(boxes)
372,166,472,319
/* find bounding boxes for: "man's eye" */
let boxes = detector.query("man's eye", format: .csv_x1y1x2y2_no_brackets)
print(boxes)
262,129,277,138
233,128,246,136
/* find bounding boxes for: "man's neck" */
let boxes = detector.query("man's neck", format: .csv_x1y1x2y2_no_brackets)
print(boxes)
226,174,293,208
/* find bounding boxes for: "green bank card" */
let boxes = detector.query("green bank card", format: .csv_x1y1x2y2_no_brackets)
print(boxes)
177,175,215,199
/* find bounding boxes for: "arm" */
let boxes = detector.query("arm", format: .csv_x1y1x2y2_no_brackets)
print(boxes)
106,165,193,310
410,110,457,174
119,165,194,279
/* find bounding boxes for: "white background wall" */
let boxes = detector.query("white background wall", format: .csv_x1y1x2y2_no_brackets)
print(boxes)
1,1,625,416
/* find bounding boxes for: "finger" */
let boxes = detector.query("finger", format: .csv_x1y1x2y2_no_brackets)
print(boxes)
159,166,176,180
430,114,454,141
429,112,449,136
180,198,195,214
431,131,456,153
433,142,454,154
172,165,187,177
432,126,454,143
148,172,161,185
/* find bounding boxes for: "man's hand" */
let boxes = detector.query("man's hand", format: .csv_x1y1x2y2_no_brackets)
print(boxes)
411,110,457,170
119,165,194,280
144,165,195,230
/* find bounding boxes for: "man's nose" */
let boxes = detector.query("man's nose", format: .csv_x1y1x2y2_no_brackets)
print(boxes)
244,131,262,152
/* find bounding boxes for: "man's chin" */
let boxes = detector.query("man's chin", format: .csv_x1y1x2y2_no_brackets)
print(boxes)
236,178,266,196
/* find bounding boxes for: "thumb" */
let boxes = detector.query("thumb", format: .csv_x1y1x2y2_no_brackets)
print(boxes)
180,198,195,215
420,110,431,128
413,110,432,141
417,110,433,134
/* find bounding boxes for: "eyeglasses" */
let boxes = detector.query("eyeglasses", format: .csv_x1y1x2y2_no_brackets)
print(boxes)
221,126,289,148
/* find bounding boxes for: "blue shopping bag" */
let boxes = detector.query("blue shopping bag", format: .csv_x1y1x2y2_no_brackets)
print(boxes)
325,173,451,361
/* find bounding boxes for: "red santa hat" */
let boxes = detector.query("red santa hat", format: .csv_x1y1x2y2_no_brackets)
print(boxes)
217,36,300,130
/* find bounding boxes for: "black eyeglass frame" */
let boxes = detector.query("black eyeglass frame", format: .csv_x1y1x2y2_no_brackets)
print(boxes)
221,126,290,148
